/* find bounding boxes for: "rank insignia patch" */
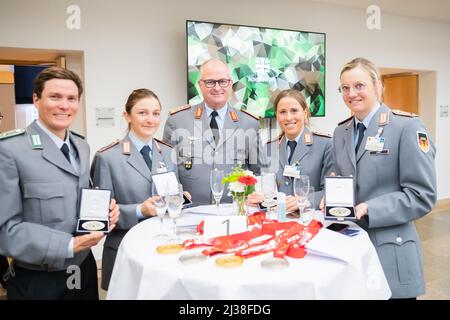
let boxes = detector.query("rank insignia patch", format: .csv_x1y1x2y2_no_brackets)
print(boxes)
417,131,429,153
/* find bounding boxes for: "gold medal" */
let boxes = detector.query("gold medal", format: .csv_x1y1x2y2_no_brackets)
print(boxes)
185,160,192,170
156,243,184,254
215,255,244,268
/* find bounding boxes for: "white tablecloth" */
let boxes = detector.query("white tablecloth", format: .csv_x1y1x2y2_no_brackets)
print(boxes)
106,209,391,300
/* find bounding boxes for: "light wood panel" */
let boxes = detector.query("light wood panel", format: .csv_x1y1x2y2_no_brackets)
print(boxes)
382,74,419,114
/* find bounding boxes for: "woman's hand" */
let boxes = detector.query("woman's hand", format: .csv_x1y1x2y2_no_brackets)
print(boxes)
141,197,157,217
355,202,368,220
286,195,299,213
247,191,264,207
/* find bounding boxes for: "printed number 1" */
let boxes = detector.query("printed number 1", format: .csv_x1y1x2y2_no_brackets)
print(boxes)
222,219,230,235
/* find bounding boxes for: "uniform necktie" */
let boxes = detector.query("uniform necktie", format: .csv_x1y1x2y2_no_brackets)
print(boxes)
140,145,152,171
60,143,71,164
210,111,220,144
355,123,366,154
287,140,297,164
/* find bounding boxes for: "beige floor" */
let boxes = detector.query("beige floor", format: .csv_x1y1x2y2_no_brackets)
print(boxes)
1,209,449,300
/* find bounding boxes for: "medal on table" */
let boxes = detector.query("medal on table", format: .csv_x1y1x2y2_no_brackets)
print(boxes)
179,252,207,265
261,257,290,270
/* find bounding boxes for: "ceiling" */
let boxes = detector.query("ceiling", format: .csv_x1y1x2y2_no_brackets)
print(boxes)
307,0,450,24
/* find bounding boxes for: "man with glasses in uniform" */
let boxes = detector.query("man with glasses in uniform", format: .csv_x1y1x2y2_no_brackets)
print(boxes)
163,59,265,205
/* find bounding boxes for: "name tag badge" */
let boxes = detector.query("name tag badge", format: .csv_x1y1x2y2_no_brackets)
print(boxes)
365,136,385,152
283,165,300,179
157,167,168,174
157,162,168,174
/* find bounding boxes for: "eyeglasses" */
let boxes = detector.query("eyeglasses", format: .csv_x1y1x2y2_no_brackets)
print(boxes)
200,79,231,88
338,82,367,95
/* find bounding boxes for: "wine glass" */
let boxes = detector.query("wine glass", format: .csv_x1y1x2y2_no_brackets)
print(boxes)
300,186,315,225
166,184,184,242
293,175,310,221
261,173,276,217
210,168,224,212
152,182,168,240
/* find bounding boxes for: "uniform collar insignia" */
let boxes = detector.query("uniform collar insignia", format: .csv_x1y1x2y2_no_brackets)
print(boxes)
230,111,239,122
195,107,203,119
122,141,131,155
304,133,313,145
153,139,161,153
378,112,389,126
30,134,43,149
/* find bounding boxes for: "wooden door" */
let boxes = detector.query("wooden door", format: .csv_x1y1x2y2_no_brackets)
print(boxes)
382,74,418,114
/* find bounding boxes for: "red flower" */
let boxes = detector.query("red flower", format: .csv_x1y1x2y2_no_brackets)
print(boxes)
238,175,257,186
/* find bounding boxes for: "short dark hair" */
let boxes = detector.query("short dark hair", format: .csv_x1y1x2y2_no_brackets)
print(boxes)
33,67,83,99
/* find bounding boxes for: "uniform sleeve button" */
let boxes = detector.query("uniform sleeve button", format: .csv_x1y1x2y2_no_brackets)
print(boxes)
396,236,403,243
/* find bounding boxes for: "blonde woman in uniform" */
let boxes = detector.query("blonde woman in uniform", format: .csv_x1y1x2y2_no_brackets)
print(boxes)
332,58,436,299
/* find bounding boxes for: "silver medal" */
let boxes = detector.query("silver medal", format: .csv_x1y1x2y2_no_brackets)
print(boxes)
179,252,207,265
261,257,290,270
82,221,105,231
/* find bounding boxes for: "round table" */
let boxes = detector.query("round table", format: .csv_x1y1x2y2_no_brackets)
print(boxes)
106,210,391,300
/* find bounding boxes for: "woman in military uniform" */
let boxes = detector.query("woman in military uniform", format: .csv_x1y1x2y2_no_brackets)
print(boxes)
332,57,436,299
248,89,333,213
91,89,176,290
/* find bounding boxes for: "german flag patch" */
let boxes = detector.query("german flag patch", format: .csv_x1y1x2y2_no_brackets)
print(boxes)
417,131,430,153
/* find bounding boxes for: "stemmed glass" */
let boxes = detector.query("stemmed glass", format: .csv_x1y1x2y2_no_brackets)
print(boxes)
261,173,277,217
166,184,184,242
152,182,168,240
293,175,310,221
210,168,224,213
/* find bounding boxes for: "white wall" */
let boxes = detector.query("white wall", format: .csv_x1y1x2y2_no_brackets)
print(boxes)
1,0,449,199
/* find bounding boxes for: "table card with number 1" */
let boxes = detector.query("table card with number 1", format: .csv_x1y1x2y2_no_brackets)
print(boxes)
203,216,247,239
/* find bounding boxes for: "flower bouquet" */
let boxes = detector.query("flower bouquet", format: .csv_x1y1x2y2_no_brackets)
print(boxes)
222,165,257,216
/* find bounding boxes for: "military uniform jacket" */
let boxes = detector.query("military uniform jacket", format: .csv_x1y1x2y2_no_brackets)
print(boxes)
0,121,91,271
90,135,176,289
265,128,333,208
332,104,436,298
163,103,264,205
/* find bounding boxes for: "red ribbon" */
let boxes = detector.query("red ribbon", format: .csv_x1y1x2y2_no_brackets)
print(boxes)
182,212,322,260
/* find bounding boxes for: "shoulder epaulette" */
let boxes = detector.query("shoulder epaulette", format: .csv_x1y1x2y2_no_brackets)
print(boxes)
267,133,284,144
98,139,119,153
70,130,85,139
337,115,353,126
154,138,173,149
392,109,418,118
312,131,332,138
169,104,191,115
0,128,25,140
241,109,260,121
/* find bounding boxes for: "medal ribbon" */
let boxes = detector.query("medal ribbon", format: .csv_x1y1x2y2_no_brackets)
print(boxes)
182,212,322,259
